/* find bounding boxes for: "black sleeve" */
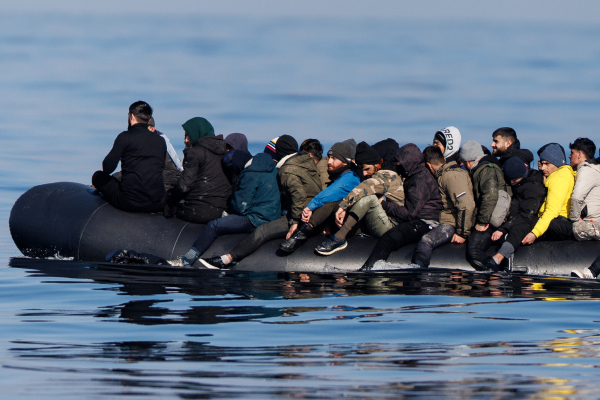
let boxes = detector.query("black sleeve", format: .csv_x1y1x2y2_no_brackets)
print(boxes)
102,133,127,174
381,181,428,222
175,148,201,194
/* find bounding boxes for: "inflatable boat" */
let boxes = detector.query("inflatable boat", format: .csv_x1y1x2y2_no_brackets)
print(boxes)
9,182,600,276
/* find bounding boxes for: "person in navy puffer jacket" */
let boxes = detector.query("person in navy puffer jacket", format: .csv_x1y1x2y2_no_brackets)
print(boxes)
169,152,280,267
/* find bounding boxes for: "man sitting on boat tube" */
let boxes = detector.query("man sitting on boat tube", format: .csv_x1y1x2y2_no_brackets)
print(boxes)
91,101,167,213
316,140,405,256
521,143,575,245
278,140,360,253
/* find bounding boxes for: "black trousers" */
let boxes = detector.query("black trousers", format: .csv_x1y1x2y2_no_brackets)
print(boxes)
362,220,431,270
92,170,165,213
537,216,573,241
176,202,226,224
467,223,531,269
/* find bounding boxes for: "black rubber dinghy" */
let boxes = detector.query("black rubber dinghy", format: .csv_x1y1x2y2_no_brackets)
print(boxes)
9,182,600,276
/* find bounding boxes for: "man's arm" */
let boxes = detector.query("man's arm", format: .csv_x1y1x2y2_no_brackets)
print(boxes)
102,133,127,174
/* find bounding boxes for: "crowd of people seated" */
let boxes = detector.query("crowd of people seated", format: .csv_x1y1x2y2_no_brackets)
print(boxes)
92,100,600,279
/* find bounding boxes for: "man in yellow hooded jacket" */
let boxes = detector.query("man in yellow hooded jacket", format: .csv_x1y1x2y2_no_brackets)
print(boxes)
522,143,575,244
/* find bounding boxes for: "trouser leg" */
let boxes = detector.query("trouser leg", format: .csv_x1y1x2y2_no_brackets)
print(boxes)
357,196,395,238
309,201,340,228
588,254,600,277
467,228,494,269
191,215,254,255
177,202,226,224
538,216,574,241
413,223,455,267
92,170,156,212
572,220,600,241
361,220,430,270
229,216,289,261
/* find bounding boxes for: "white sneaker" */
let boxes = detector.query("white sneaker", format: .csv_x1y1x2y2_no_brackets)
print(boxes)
571,268,595,279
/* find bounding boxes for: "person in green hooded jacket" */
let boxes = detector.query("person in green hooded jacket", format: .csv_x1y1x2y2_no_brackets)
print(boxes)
164,117,232,223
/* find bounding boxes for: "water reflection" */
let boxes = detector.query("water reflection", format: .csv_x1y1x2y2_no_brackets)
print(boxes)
11,257,600,303
8,330,600,399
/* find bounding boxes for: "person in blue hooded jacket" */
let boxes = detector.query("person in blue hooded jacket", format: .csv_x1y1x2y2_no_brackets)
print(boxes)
279,141,360,253
169,152,281,267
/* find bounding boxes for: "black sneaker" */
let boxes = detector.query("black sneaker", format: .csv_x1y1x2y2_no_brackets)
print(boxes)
315,235,347,256
199,256,236,270
279,223,313,253
480,257,500,273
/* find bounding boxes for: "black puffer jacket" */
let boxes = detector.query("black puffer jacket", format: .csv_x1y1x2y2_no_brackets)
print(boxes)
497,169,545,233
381,143,442,222
171,135,232,209
499,139,534,167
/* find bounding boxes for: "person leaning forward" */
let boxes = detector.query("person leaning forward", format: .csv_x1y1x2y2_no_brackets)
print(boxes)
92,101,166,213
164,117,232,224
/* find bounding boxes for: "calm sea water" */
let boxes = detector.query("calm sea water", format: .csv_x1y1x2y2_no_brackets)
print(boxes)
2,10,600,399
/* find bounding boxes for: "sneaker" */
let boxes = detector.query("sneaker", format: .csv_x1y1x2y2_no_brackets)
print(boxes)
571,267,595,279
279,223,313,253
315,235,347,256
199,256,236,270
480,257,499,273
167,257,189,267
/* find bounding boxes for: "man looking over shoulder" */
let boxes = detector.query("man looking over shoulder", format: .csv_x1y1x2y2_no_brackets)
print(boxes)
491,127,533,167
92,101,166,213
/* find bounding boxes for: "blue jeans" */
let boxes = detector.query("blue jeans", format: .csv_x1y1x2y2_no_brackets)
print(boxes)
192,214,255,255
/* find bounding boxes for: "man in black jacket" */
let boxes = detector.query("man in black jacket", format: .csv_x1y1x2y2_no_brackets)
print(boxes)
491,127,534,167
164,117,232,224
92,101,166,213
359,144,442,271
476,156,546,271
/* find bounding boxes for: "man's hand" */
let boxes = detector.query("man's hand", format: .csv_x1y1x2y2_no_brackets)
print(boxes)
491,230,503,241
335,208,346,228
286,224,298,239
522,232,537,245
475,224,489,232
451,234,466,244
301,207,312,223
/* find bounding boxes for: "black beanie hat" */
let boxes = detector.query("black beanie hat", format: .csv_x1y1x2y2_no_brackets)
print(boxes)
355,141,381,166
327,142,352,164
434,130,447,148
275,135,298,162
503,156,528,180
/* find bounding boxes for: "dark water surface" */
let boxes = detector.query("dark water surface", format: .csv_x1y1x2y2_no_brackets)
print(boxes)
3,9,600,399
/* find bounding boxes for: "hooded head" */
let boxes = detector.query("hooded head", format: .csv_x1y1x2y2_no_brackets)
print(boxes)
231,150,253,176
394,143,424,177
224,133,249,153
433,126,462,159
182,117,214,144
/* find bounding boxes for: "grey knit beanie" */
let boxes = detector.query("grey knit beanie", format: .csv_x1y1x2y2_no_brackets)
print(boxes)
327,142,352,164
459,140,484,162
342,139,357,159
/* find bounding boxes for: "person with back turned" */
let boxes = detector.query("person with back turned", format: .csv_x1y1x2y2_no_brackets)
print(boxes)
92,101,166,213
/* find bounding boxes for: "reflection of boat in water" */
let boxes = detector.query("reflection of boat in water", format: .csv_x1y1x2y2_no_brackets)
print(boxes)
9,257,600,301
9,182,600,276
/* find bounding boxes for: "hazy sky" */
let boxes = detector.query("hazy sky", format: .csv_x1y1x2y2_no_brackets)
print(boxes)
6,0,600,23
